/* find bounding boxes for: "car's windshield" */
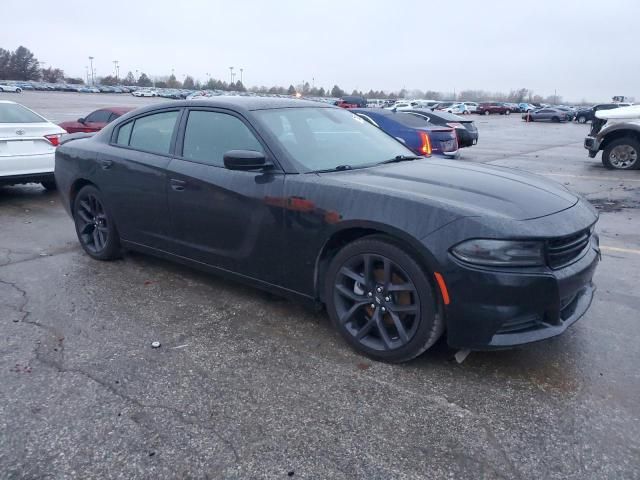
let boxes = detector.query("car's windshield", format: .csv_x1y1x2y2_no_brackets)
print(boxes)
0,103,47,123
255,107,416,172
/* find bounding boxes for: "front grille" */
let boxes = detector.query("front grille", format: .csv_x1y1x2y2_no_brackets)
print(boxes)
547,229,591,269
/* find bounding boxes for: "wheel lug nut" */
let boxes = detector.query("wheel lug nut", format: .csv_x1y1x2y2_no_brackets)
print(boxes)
376,286,383,293
381,307,386,312
367,292,372,297
370,303,375,309
384,296,390,302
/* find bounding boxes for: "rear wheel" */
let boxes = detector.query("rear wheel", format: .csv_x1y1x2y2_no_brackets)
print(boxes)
577,115,587,124
602,137,640,170
325,236,444,363
505,110,511,115
484,111,490,116
551,116,560,123
73,185,122,260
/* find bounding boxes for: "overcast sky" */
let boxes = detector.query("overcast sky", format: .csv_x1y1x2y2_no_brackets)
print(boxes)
4,0,639,101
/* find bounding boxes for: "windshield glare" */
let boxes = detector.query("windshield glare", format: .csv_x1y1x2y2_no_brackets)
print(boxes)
255,107,416,171
0,103,47,123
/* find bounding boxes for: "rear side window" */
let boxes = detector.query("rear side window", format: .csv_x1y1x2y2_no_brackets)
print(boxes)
392,112,430,128
127,111,179,154
181,111,263,167
116,121,133,145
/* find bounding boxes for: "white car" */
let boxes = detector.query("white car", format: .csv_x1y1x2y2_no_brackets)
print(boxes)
445,103,470,115
0,100,65,189
0,84,23,93
386,101,420,111
462,101,478,113
131,89,157,97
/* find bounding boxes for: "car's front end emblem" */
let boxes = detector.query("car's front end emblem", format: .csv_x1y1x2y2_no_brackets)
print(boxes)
16,129,25,136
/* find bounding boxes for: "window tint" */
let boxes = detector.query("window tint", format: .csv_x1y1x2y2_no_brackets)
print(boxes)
85,110,112,123
116,121,133,145
128,111,179,154
182,111,263,166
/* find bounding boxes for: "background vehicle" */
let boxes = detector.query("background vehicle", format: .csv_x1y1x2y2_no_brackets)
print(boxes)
335,95,367,108
0,100,65,189
462,101,478,113
444,103,469,115
585,105,640,169
518,103,536,112
55,97,599,362
59,107,133,133
387,101,420,111
404,109,478,148
522,108,568,122
575,103,633,123
0,84,23,93
132,89,157,97
476,102,511,115
352,108,459,157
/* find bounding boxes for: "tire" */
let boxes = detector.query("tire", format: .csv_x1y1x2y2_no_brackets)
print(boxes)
505,110,511,115
325,235,444,363
41,180,57,191
577,116,587,124
602,137,640,170
484,110,490,116
552,116,560,123
72,185,122,260
16,88,22,93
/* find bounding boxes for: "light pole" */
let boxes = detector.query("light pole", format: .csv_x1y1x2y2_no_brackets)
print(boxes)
229,66,234,85
85,66,89,84
113,60,119,82
88,56,95,85
240,68,243,84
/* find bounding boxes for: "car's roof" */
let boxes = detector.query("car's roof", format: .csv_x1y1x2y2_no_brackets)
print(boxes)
175,96,330,112
101,107,134,114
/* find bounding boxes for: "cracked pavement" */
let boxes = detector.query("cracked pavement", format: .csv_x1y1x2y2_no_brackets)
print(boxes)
1,93,639,479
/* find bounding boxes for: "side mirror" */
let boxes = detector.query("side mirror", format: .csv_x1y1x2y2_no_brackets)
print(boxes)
78,118,86,124
223,150,271,171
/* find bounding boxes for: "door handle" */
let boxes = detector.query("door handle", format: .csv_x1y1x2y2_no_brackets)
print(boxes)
170,178,186,191
101,159,113,170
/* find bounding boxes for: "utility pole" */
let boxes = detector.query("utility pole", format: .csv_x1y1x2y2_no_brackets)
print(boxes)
88,56,95,85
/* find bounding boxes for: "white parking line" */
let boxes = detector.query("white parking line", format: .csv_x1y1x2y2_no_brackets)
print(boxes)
541,173,640,183
601,246,640,255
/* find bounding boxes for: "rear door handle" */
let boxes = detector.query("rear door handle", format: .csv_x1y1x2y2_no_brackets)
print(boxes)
101,159,113,170
170,178,186,191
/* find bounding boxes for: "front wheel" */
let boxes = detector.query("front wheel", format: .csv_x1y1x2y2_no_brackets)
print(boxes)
577,116,587,124
325,236,444,363
484,110,490,116
505,110,511,115
73,185,122,260
16,88,22,93
602,137,640,170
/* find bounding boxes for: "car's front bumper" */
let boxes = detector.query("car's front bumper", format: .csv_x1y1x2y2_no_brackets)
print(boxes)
442,237,599,350
584,136,600,157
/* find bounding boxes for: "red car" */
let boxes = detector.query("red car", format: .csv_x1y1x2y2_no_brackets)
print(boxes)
59,107,133,133
476,102,512,115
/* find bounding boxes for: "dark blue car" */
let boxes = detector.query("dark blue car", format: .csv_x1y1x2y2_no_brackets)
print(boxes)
351,109,458,157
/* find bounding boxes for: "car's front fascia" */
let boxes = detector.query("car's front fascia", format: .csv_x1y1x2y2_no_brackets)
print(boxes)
418,199,599,349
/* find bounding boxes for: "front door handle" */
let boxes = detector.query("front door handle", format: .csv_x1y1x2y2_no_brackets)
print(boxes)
170,178,186,191
101,159,113,170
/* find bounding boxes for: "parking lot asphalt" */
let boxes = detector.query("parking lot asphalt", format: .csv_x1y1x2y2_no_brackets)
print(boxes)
1,92,639,479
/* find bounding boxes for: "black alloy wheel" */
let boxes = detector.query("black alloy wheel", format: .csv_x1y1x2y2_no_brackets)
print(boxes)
326,236,444,363
73,185,121,260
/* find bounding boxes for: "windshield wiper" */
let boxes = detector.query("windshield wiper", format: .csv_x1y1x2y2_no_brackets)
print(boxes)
312,164,353,173
376,155,423,165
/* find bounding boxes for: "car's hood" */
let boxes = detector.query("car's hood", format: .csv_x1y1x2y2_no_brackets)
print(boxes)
321,159,578,221
595,105,640,120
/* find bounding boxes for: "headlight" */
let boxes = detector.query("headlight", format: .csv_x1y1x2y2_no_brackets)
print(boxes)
451,239,545,267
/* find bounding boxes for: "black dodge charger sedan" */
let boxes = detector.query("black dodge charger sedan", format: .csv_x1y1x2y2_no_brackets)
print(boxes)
55,98,600,363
